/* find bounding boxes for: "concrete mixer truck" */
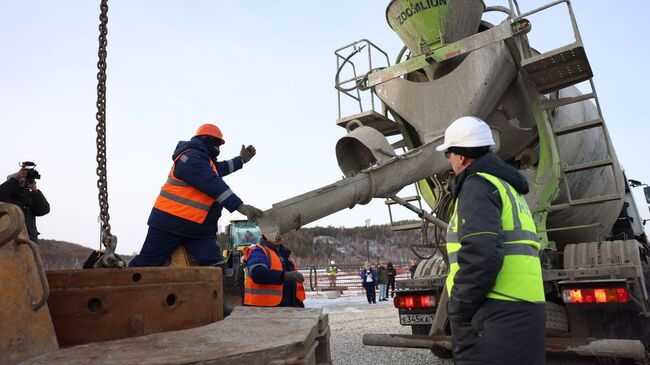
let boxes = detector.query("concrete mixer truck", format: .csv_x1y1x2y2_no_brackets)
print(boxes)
255,0,650,361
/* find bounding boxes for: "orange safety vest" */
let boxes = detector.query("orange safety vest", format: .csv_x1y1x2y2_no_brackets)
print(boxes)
244,243,306,306
153,150,220,224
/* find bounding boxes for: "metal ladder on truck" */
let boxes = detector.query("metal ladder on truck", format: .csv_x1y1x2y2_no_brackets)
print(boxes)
512,0,624,213
334,40,426,233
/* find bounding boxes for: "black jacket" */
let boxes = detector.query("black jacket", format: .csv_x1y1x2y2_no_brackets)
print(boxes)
0,177,50,243
386,265,396,283
446,153,545,365
447,152,529,322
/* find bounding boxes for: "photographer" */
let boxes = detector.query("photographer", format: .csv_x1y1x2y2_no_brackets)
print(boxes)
0,162,50,243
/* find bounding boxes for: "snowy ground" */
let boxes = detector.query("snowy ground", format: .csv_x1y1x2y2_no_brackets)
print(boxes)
304,292,446,365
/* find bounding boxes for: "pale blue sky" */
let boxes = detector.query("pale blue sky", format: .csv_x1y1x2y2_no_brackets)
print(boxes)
1,1,649,254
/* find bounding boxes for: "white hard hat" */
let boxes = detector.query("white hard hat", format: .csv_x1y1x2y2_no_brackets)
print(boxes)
330,260,335,265
435,116,495,152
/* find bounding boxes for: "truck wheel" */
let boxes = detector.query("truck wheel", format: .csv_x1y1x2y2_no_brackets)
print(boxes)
414,256,448,278
545,302,568,335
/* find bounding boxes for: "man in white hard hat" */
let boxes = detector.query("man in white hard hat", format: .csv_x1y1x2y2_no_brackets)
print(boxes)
437,116,545,364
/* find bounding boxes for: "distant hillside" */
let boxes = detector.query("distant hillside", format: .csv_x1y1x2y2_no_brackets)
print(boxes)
39,220,436,269
39,239,95,270
279,220,431,266
219,220,436,266
39,240,135,270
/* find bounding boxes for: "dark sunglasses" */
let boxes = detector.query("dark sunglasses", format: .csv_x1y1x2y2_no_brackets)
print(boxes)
444,150,452,158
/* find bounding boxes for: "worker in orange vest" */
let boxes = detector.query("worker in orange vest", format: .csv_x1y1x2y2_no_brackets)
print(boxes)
244,235,306,307
129,123,262,267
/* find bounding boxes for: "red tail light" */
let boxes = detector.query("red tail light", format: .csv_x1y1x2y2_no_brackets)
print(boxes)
394,295,436,309
562,287,629,304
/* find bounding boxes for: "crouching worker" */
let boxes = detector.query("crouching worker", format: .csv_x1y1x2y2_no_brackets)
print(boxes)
244,235,305,307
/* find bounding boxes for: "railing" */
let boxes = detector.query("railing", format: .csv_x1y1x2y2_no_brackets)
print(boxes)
334,39,391,120
301,263,412,293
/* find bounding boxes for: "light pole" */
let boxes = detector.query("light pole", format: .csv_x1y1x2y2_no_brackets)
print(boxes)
365,219,371,263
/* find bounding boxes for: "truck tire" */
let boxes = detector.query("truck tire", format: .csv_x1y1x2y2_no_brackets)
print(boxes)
414,256,448,278
545,302,568,335
412,258,452,359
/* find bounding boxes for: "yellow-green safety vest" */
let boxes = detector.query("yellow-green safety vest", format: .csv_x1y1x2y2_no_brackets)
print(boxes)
445,172,545,303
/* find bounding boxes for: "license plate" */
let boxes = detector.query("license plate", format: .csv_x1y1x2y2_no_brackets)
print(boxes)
399,314,433,325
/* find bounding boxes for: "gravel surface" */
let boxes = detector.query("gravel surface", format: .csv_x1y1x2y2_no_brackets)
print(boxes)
304,294,598,365
305,294,449,365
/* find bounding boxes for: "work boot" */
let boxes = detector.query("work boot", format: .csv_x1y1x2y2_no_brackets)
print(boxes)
223,301,234,317
212,260,235,318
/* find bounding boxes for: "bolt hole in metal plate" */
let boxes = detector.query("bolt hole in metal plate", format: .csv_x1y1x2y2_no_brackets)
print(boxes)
87,298,102,313
166,293,177,307
46,267,222,346
132,272,142,282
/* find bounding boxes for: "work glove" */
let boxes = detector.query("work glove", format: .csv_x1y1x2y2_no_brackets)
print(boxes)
240,145,256,163
284,271,304,283
237,203,263,221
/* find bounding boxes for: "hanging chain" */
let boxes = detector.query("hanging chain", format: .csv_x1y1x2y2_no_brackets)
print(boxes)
95,0,112,249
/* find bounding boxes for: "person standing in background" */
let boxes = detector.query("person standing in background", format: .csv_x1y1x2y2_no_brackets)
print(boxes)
377,261,388,302
408,258,419,279
386,262,397,298
327,260,338,287
0,162,50,243
360,262,377,304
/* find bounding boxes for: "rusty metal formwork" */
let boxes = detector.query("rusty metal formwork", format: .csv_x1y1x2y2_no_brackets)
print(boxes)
0,203,58,365
46,266,223,347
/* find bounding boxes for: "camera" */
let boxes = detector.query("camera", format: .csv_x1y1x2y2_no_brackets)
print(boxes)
20,161,41,184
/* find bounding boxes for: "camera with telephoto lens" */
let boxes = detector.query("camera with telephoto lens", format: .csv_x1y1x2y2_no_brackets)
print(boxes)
20,161,41,184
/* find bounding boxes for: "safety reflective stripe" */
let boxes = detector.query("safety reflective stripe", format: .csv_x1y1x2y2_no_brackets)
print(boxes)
446,230,538,244
505,230,539,242
228,159,234,173
244,243,284,306
154,150,224,224
498,176,522,230
489,289,545,304
445,172,544,302
159,190,211,211
165,178,189,187
216,188,234,204
448,243,538,264
244,288,282,296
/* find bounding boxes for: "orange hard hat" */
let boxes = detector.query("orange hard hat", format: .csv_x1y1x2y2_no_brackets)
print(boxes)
195,123,225,145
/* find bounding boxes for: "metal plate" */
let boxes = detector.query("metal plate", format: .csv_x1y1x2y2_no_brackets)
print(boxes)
400,313,433,325
24,307,330,365
46,267,222,347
